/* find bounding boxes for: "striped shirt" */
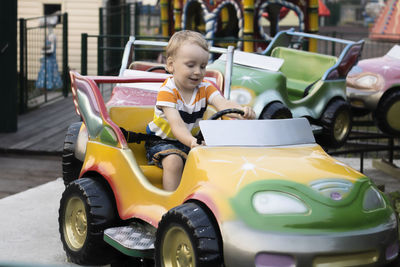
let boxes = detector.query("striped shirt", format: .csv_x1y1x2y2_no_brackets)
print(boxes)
146,77,221,140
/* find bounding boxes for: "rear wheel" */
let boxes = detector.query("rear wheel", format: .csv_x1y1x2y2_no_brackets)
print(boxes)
59,178,120,265
317,99,352,148
155,202,223,267
62,122,84,186
375,90,400,136
260,102,292,119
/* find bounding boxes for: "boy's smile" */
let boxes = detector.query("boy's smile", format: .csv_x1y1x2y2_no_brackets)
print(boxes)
167,42,209,98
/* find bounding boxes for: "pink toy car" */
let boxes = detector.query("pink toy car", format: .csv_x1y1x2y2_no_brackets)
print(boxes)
346,45,400,136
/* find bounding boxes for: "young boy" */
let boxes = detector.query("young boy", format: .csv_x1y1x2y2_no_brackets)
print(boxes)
146,30,255,191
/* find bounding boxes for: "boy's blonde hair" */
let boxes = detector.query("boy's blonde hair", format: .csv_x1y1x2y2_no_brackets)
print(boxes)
166,30,209,59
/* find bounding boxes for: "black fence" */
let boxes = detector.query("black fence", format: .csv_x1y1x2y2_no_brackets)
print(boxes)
328,127,400,172
83,28,400,76
316,30,395,60
18,13,69,113
99,3,161,75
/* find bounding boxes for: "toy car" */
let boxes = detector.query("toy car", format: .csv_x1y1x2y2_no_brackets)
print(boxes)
209,29,364,148
346,45,400,136
119,31,364,148
59,67,398,266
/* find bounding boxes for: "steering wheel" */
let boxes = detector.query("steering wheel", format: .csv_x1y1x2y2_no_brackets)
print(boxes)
146,66,170,74
196,108,244,144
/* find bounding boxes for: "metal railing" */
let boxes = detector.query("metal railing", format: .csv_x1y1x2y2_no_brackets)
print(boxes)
328,130,400,172
81,30,400,76
98,3,161,74
316,31,395,59
81,34,266,75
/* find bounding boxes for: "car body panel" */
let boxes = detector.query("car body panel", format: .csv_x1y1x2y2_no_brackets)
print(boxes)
222,219,397,266
80,136,371,226
209,59,347,119
357,56,400,92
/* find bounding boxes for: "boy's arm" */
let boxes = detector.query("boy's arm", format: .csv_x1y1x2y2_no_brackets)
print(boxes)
163,107,199,148
211,94,256,119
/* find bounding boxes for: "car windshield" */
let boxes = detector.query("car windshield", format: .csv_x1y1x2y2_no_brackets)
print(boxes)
218,50,284,72
386,45,400,59
199,118,315,146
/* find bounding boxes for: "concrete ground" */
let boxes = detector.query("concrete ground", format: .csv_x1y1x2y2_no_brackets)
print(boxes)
0,154,61,199
0,157,399,266
0,178,73,266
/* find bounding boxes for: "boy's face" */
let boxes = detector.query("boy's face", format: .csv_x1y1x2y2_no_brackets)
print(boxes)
167,42,209,92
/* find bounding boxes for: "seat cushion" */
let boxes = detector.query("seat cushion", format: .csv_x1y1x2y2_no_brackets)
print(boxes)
271,47,337,98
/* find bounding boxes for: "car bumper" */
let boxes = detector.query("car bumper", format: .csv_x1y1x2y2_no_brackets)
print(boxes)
346,86,383,111
221,219,398,267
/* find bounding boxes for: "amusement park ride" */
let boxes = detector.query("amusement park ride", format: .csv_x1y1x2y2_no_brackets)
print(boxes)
56,1,400,266
157,0,324,52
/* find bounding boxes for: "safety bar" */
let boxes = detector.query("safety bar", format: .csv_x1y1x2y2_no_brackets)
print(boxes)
286,30,356,45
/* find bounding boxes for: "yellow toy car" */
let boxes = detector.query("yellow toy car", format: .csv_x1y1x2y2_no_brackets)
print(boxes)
59,69,398,267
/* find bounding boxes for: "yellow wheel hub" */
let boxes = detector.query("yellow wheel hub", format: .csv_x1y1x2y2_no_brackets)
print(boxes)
334,110,350,142
64,196,87,251
162,226,195,267
387,101,400,131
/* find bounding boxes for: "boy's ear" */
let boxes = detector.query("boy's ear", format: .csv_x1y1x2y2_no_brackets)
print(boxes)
166,56,174,73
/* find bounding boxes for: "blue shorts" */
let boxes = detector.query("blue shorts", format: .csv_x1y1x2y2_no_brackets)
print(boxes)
145,139,190,168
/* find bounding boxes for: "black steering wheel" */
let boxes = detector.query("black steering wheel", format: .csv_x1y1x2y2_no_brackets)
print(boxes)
196,108,244,144
146,66,170,74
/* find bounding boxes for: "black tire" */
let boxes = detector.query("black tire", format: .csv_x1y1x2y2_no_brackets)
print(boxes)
317,99,352,148
59,178,120,265
62,122,84,186
155,202,223,267
374,90,400,136
260,102,293,119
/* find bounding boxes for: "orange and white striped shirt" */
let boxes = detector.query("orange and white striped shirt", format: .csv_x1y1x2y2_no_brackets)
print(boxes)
146,77,220,140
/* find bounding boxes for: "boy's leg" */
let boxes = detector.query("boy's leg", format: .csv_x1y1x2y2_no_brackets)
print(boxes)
161,154,184,191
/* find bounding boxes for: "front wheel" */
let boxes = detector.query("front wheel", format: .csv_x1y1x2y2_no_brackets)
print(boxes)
317,99,352,148
260,102,292,119
59,178,120,265
155,202,223,267
375,90,400,136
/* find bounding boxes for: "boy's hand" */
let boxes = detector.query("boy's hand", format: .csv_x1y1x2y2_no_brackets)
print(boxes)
241,106,256,120
190,137,203,149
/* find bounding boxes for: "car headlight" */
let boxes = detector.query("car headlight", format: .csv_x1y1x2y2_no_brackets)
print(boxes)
363,186,386,211
347,72,383,91
355,75,378,88
230,87,254,105
252,191,309,215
